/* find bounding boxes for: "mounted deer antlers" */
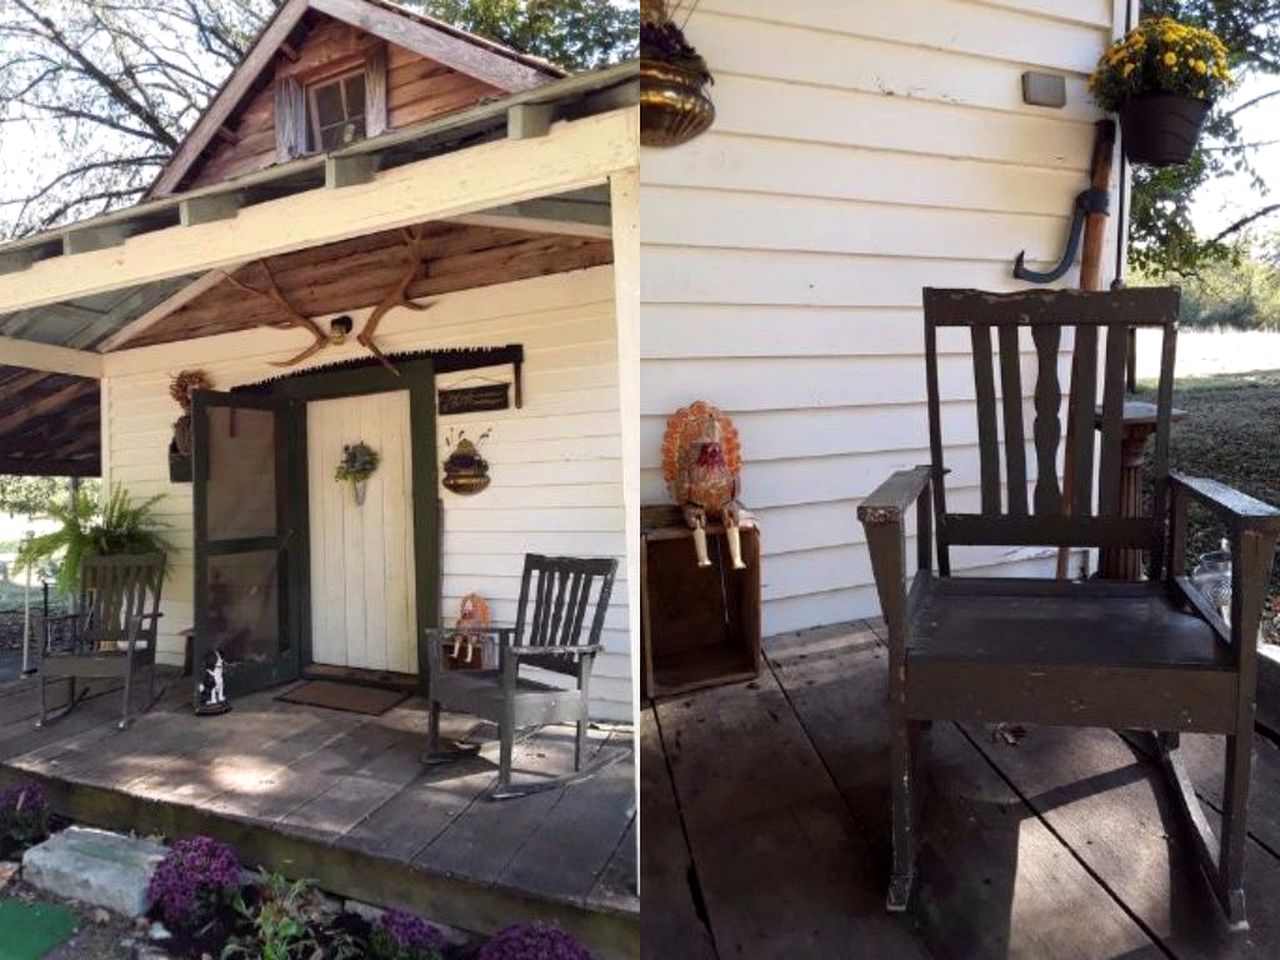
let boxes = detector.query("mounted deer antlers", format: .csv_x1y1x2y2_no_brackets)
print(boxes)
220,262,329,367
219,225,434,372
358,225,434,376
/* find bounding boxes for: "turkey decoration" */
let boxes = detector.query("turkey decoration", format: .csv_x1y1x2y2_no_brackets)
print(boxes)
661,400,747,570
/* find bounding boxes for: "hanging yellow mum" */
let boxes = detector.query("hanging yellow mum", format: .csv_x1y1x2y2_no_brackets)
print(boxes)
1090,15,1232,112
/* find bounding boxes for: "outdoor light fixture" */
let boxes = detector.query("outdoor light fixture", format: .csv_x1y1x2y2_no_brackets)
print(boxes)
329,315,353,345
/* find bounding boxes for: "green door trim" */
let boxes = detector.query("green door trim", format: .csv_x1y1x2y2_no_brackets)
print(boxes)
254,357,440,680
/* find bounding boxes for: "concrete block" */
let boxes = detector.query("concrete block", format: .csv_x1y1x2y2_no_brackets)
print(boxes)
23,827,167,918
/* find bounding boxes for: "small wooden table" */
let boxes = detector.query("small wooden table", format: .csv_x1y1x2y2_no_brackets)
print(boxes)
640,504,761,699
1093,400,1187,579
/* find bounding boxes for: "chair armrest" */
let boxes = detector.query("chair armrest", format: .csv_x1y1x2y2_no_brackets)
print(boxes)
857,467,932,525
1170,472,1280,533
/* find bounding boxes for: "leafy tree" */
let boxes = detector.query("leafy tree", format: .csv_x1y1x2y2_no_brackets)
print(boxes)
1169,238,1280,329
1130,1,1280,275
0,475,97,519
0,0,638,239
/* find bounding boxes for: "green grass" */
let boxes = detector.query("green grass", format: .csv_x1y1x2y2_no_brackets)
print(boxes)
1138,369,1280,640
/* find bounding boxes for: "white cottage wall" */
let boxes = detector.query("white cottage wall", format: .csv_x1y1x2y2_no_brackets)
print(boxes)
100,266,631,721
641,0,1130,636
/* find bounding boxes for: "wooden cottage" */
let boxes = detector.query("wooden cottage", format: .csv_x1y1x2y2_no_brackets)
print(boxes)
0,0,640,722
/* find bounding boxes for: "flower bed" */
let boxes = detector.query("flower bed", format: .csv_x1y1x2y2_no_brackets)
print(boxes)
140,834,596,960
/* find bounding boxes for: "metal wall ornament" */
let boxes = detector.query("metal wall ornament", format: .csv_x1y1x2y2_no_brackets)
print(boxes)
640,0,715,147
662,400,747,569
442,429,492,495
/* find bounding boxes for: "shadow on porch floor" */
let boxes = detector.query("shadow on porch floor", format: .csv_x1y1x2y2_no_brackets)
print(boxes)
643,621,1280,959
0,674,637,960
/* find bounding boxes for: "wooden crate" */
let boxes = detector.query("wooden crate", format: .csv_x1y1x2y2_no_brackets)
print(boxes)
641,505,761,699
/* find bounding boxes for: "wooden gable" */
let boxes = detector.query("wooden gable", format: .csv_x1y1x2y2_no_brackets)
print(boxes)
150,0,561,197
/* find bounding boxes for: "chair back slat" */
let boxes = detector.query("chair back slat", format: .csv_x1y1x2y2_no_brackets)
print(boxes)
515,554,618,655
1069,324,1099,516
971,324,1000,514
1031,323,1063,516
1097,324,1129,516
997,325,1027,516
80,553,165,645
922,287,1179,570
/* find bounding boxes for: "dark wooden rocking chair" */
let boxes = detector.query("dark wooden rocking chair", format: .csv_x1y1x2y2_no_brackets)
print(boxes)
858,287,1280,929
32,552,166,730
424,554,619,799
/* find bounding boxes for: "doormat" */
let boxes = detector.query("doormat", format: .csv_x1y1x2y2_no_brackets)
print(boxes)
0,900,79,960
276,680,408,715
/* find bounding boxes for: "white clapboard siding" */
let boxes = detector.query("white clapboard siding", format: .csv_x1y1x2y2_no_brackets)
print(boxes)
102,266,630,720
640,0,1124,640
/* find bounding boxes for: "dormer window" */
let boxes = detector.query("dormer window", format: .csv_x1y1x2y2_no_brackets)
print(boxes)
274,45,387,162
309,70,367,150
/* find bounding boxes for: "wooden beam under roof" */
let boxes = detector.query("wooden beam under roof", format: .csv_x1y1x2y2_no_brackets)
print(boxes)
0,379,96,436
0,106,636,315
0,456,99,478
98,269,242,352
310,0,553,92
0,337,103,378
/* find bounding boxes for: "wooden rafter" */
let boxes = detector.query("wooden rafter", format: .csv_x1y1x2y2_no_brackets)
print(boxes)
0,380,95,437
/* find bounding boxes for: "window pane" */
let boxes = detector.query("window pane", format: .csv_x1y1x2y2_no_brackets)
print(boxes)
344,73,367,118
313,82,344,128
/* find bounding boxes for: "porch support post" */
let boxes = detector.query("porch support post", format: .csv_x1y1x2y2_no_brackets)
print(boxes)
609,165,640,890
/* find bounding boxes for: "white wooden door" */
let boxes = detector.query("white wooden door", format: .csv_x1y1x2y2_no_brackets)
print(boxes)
307,391,417,674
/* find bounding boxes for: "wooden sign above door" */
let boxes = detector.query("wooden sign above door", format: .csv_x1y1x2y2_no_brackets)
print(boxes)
438,382,510,416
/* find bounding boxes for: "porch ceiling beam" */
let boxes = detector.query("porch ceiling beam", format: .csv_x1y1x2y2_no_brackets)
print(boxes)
0,107,637,316
0,455,99,478
0,369,51,403
449,196,612,240
0,337,104,378
98,268,240,352
0,379,96,436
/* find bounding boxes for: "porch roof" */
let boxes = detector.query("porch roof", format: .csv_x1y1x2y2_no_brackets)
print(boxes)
0,62,636,477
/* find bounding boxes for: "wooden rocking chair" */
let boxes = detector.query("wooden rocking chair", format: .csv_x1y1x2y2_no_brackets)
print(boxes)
32,552,166,730
858,287,1280,929
424,554,619,799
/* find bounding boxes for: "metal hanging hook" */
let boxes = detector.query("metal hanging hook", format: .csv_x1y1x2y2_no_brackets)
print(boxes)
1013,187,1111,284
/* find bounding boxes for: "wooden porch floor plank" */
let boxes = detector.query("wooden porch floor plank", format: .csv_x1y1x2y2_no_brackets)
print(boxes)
589,814,638,915
964,722,1280,958
279,728,426,840
498,730,636,901
413,726,613,882
638,708,716,960
1154,730,1280,860
653,652,933,960
765,625,1156,960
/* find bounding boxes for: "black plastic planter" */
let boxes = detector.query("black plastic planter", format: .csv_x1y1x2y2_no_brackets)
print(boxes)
1118,93,1211,167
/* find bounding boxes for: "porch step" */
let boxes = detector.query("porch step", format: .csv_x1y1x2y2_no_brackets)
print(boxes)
23,826,167,917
